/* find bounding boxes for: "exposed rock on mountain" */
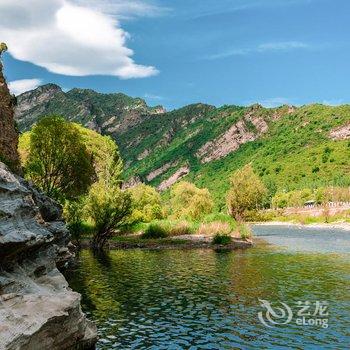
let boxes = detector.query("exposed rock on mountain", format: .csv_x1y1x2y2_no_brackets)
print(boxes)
0,62,21,173
15,85,166,136
158,165,190,191
329,122,350,140
0,162,97,350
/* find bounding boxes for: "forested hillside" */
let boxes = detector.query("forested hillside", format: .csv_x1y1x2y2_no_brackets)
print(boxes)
15,85,350,208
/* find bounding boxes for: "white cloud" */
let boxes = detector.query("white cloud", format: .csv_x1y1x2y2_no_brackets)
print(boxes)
257,41,309,51
0,0,159,79
205,41,311,60
8,79,42,96
71,0,169,19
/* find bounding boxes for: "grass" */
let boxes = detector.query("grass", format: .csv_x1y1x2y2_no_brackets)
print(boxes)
111,235,188,245
212,233,232,245
141,222,168,239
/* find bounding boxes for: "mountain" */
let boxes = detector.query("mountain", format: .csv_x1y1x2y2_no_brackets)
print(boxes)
15,85,350,208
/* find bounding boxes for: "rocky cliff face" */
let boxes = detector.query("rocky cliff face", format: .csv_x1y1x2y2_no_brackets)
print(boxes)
0,162,97,350
0,62,21,173
15,85,166,136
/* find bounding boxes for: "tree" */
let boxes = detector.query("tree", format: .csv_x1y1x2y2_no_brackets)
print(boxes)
226,164,267,220
24,116,95,201
170,181,214,220
129,184,163,223
85,181,132,250
76,125,123,187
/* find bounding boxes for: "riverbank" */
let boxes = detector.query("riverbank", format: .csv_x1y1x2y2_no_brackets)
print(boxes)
79,234,253,250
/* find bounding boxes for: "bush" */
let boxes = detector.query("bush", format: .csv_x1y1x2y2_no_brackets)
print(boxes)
169,221,194,236
63,199,86,243
85,181,132,249
197,222,231,236
141,223,168,239
170,181,214,220
212,233,232,245
227,165,267,220
238,224,252,240
129,184,163,223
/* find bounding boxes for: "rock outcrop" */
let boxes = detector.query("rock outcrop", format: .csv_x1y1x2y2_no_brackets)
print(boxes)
0,162,97,350
0,62,21,173
329,122,350,140
157,166,190,191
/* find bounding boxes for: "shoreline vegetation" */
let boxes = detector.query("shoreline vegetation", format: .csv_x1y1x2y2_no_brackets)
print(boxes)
15,115,350,252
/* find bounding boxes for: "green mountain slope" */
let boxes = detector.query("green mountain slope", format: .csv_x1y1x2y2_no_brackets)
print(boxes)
15,86,350,208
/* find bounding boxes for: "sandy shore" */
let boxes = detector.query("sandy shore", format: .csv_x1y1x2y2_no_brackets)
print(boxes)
252,221,350,231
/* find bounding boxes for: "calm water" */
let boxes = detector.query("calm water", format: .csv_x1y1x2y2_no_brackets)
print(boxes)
66,227,350,349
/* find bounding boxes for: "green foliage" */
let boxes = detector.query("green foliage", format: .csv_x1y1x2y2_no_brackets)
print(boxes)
129,184,163,223
85,181,132,249
141,222,168,239
170,181,214,220
226,165,267,220
63,199,90,243
22,116,95,201
212,233,232,245
272,186,350,208
76,125,123,187
238,224,252,239
120,104,350,210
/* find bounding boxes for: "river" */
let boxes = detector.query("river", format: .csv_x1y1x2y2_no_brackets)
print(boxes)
66,225,350,349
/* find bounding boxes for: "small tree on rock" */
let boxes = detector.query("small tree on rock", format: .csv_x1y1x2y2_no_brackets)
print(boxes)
0,43,8,57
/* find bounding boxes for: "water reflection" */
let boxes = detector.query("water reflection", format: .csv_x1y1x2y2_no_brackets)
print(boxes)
66,246,350,349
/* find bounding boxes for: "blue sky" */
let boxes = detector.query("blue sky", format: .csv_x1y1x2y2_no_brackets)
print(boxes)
2,0,350,110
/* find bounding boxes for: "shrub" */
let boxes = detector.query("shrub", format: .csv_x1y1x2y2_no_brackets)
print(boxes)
85,181,132,250
212,234,232,245
169,221,194,236
197,222,231,236
129,184,163,223
170,181,214,220
238,224,252,240
63,199,86,243
142,223,168,239
226,165,267,220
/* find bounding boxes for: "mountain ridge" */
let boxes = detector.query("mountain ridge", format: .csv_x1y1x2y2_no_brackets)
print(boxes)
15,84,350,208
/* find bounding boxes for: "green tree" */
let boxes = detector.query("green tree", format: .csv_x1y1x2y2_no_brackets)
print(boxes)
226,164,267,220
129,184,163,223
170,181,214,220
24,116,95,201
77,125,123,187
85,181,132,250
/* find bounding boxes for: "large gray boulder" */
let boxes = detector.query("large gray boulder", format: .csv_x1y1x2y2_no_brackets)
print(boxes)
0,162,97,349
